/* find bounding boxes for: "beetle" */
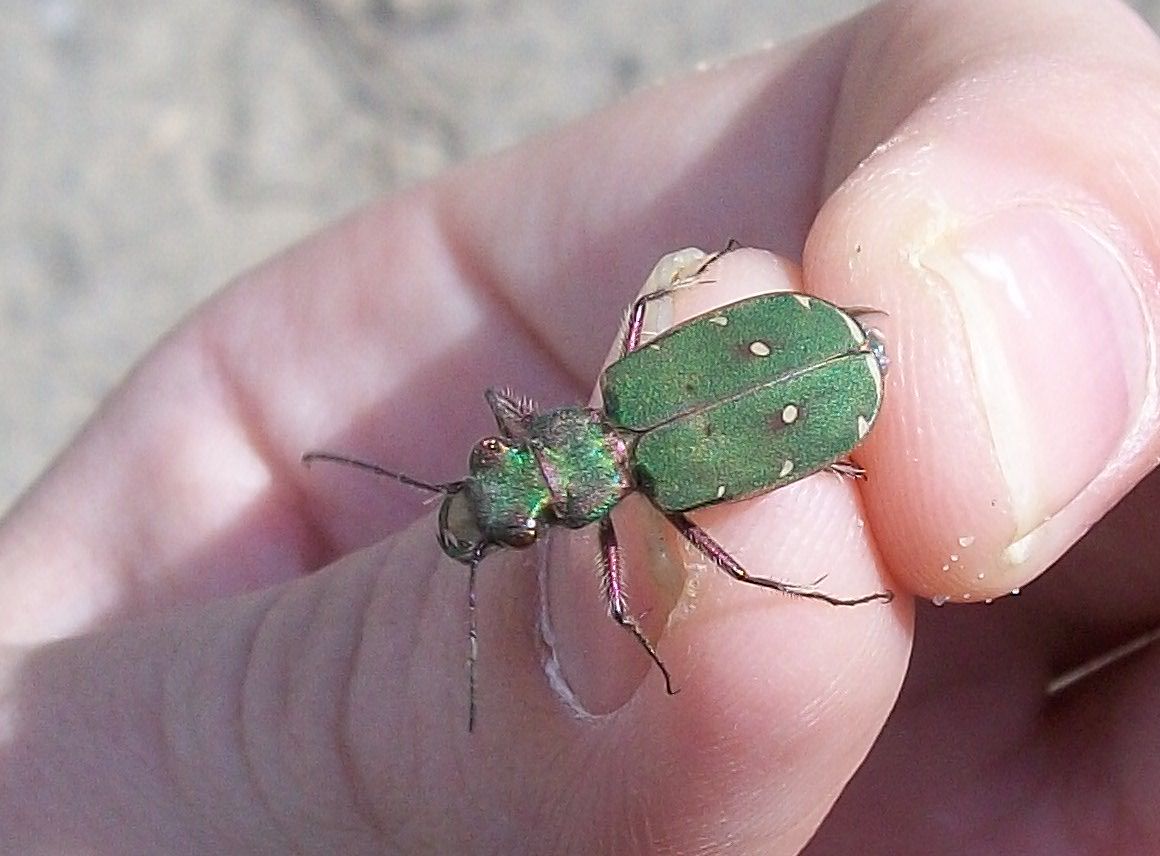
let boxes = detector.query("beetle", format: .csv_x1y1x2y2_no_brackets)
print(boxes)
304,244,892,729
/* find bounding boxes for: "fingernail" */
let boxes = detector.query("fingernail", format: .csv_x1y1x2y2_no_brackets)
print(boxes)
921,209,1150,558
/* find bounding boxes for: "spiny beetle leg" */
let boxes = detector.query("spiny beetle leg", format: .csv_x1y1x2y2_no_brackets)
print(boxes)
664,511,893,606
599,518,678,695
466,547,483,732
865,328,890,375
844,305,889,320
829,459,867,480
620,240,744,356
484,388,536,440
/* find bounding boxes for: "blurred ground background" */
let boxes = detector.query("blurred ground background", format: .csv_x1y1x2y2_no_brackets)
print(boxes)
3,0,1159,511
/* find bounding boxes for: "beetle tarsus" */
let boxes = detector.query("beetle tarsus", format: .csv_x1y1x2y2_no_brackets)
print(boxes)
844,305,889,320
619,241,744,356
829,460,867,480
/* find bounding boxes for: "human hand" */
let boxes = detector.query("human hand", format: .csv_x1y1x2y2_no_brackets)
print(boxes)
3,0,1160,852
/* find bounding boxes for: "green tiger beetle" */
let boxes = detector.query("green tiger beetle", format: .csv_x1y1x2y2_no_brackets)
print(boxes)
304,243,892,730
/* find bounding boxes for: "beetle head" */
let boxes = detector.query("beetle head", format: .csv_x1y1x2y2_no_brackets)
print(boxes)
437,436,549,562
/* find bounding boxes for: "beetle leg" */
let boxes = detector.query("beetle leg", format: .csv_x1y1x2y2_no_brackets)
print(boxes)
828,459,867,480
465,546,483,731
599,518,678,695
484,387,536,439
664,512,893,606
844,305,889,320
620,240,744,356
864,328,890,376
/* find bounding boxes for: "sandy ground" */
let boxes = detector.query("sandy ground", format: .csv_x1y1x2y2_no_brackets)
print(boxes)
2,0,1158,511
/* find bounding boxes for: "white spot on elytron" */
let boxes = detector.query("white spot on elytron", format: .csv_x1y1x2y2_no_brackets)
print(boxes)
977,572,985,580
781,404,799,424
793,294,811,308
1011,587,1021,595
779,460,794,478
932,594,949,606
708,315,728,326
716,485,726,499
958,535,975,547
950,553,959,562
941,563,950,572
749,340,771,357
963,592,972,600
984,598,994,604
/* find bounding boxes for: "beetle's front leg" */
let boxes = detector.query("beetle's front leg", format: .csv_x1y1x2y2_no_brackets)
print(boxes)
484,388,535,439
598,518,678,695
619,240,742,356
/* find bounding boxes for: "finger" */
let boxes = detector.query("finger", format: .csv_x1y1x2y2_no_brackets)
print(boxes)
804,0,1160,609
0,25,860,640
0,518,549,854
0,253,908,856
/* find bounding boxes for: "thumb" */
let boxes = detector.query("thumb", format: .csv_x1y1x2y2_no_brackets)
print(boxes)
806,0,1160,602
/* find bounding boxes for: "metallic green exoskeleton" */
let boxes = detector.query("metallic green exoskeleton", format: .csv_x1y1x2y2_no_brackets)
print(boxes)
304,245,891,730
602,289,884,512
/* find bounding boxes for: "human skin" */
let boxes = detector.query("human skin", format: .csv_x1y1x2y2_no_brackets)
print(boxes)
3,0,1160,852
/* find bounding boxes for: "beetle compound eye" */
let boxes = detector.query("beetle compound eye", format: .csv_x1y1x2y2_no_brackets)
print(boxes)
471,437,510,469
438,491,483,562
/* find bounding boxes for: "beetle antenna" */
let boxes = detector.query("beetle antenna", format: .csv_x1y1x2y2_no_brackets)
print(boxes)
466,547,483,732
301,451,457,495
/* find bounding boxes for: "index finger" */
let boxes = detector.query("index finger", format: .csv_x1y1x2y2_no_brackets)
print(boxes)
0,29,859,642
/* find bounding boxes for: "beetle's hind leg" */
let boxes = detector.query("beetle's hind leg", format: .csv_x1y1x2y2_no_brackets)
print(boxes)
664,511,893,606
843,305,888,320
842,307,890,377
598,518,678,694
620,241,744,356
828,459,866,480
